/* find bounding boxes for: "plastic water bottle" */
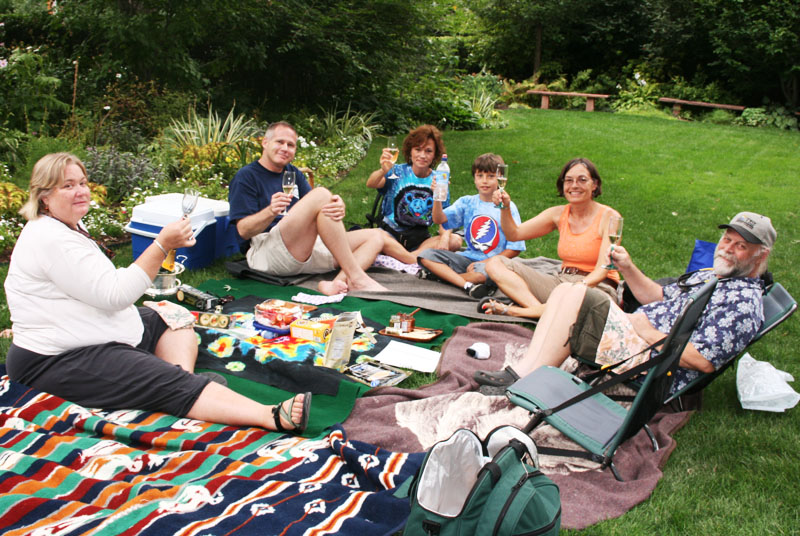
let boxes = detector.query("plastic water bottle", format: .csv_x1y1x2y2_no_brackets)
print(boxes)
434,154,450,202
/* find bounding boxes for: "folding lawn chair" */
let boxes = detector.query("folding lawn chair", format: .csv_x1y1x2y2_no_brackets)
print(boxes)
664,281,797,408
365,190,385,228
506,277,718,481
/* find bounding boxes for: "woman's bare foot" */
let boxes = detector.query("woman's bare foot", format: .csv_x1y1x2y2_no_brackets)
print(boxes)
482,299,544,319
318,279,348,296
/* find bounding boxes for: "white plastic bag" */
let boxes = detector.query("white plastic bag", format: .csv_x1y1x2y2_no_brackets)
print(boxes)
736,353,800,412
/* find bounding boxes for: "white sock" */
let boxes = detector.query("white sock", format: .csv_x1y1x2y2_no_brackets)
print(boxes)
463,282,474,290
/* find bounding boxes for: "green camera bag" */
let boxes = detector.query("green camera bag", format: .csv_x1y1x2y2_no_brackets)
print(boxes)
399,426,561,536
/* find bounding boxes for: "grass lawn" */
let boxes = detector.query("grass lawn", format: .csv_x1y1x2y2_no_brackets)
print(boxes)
2,108,799,534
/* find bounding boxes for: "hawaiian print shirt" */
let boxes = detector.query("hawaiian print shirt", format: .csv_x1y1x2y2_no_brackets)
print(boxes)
636,270,764,393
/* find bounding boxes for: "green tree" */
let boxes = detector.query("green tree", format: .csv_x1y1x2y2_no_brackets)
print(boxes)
704,0,800,106
473,0,647,82
2,0,437,117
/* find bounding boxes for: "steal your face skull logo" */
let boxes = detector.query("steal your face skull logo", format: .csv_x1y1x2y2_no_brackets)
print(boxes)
468,215,500,253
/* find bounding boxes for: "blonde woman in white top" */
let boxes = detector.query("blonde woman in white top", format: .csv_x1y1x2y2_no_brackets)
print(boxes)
4,153,310,434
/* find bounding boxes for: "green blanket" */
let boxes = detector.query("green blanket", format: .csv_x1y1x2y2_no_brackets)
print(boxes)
199,278,471,350
194,279,470,431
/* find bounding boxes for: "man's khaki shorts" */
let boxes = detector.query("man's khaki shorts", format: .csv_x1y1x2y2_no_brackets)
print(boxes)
246,222,337,276
495,256,617,303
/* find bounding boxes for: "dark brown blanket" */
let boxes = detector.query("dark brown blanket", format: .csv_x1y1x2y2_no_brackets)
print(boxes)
342,322,693,530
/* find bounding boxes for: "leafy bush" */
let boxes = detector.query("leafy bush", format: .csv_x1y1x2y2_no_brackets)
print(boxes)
93,120,149,154
0,180,26,217
14,136,86,189
0,127,26,173
82,204,125,239
368,69,492,133
83,146,169,203
293,135,370,187
498,77,540,107
460,71,507,129
735,106,798,130
703,109,737,125
611,72,662,115
0,216,23,256
0,46,70,135
660,76,734,107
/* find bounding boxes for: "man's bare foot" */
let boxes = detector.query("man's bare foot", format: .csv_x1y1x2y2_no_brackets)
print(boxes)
348,275,388,293
319,279,348,296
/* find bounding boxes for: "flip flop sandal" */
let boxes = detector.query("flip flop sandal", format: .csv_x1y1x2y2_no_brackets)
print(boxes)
473,366,520,387
272,391,312,434
478,296,513,315
478,385,508,397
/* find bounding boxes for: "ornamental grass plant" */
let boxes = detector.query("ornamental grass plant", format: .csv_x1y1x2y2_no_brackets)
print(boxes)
1,108,798,534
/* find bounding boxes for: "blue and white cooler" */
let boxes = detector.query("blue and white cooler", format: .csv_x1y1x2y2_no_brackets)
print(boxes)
145,193,239,260
125,198,217,269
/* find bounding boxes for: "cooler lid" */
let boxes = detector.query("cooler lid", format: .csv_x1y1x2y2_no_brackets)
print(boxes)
130,199,216,227
144,193,229,217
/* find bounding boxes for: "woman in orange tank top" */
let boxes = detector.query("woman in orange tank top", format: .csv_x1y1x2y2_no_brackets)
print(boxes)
482,158,621,318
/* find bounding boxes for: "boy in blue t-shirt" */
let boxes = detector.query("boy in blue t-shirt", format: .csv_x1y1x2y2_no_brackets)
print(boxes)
417,153,525,299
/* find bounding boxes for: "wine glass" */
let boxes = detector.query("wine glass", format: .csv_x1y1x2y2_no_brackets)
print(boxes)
386,136,400,179
605,216,624,269
281,170,296,215
495,164,508,209
182,188,200,218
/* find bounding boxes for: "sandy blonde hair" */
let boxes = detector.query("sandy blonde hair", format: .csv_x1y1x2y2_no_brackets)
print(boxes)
19,152,87,221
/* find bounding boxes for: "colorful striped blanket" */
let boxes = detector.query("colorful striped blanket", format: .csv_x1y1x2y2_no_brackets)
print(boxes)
0,367,422,535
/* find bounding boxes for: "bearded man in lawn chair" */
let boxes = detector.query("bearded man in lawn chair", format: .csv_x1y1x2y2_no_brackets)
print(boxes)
474,212,775,397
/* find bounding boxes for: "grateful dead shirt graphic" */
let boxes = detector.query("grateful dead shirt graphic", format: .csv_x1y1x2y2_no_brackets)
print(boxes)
394,186,434,228
468,215,500,254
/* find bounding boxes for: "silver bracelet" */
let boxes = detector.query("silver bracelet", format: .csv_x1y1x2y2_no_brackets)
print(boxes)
152,239,168,257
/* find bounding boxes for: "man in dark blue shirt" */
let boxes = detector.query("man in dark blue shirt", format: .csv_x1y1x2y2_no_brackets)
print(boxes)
229,121,391,295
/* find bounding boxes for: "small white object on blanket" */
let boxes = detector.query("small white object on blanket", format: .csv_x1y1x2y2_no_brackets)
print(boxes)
466,342,491,360
291,292,346,305
372,254,421,275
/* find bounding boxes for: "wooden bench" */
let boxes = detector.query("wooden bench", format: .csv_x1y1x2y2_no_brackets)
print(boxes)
527,90,611,112
658,97,745,117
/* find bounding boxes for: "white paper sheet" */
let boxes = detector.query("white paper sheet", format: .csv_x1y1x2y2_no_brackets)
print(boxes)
372,340,441,373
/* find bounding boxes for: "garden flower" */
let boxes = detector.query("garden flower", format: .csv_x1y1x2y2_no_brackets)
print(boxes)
103,105,111,111
0,59,6,68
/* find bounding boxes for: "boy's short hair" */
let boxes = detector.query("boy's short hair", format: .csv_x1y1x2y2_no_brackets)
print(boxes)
471,153,505,175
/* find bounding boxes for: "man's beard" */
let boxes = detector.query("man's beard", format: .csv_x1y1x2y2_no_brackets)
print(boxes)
713,248,758,278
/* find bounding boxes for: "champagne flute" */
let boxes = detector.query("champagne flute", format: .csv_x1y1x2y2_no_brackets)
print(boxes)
182,188,200,217
281,170,296,216
605,216,624,269
495,164,508,209
386,136,400,179
164,188,199,272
